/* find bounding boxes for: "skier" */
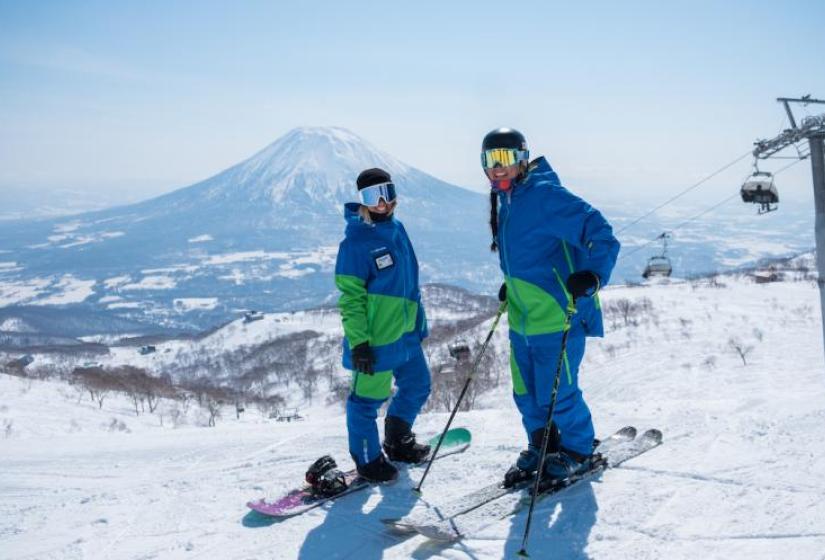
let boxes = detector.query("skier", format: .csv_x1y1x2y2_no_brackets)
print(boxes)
481,128,620,486
334,167,432,483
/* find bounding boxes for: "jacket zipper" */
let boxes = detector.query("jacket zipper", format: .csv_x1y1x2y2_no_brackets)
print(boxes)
397,229,411,361
501,192,529,344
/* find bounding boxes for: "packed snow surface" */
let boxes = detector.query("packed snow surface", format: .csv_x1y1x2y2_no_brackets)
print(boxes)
1,276,824,559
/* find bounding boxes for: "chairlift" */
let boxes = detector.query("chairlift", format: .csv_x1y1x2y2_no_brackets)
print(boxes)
642,256,673,279
448,340,471,361
642,232,673,279
740,171,778,214
275,407,304,422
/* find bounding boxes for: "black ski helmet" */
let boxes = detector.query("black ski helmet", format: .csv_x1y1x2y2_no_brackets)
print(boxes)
482,128,528,153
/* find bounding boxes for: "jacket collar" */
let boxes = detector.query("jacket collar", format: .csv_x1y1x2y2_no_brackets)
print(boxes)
498,156,557,200
343,202,396,234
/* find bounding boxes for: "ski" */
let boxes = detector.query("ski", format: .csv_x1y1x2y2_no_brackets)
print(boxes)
383,425,637,533
407,428,662,542
247,427,471,518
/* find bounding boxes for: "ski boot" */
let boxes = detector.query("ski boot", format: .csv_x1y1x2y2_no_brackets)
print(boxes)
503,425,560,488
382,416,431,464
305,455,348,498
538,448,599,490
503,447,539,488
356,452,399,483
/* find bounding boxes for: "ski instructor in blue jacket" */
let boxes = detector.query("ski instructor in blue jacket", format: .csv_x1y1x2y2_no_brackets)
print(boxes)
335,168,431,483
481,128,620,487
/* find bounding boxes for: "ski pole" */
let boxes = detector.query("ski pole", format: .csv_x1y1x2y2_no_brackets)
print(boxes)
517,300,577,558
413,300,507,495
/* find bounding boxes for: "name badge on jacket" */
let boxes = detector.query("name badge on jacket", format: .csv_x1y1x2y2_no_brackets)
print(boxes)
374,252,394,270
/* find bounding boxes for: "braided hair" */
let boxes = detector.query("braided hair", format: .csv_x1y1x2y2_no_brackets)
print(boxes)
488,162,531,252
481,127,529,253
489,191,498,252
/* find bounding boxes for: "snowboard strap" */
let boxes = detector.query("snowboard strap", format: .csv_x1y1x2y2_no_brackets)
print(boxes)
306,455,349,497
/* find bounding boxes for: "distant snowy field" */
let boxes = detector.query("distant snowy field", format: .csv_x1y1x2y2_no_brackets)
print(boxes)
2,275,824,559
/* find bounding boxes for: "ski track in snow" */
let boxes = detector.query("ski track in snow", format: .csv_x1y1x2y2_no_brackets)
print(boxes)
1,275,824,559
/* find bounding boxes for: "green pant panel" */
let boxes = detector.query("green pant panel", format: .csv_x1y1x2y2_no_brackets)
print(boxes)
509,345,528,396
510,345,572,394
351,369,393,400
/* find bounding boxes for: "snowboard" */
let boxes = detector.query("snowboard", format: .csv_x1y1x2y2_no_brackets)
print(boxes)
247,427,471,518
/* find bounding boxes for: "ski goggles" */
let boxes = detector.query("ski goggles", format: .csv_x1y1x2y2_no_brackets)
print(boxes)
481,148,529,169
358,181,397,206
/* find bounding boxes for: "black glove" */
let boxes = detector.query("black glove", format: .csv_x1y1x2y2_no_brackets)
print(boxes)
498,282,507,302
351,342,375,374
566,271,600,300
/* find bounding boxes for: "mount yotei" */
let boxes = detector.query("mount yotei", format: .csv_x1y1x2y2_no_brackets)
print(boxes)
0,127,814,337
0,128,496,334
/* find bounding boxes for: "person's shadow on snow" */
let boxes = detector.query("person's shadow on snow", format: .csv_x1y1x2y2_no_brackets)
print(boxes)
298,467,420,560
503,480,598,560
407,480,598,560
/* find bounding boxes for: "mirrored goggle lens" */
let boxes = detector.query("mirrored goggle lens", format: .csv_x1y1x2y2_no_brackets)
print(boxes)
358,182,397,206
481,148,527,169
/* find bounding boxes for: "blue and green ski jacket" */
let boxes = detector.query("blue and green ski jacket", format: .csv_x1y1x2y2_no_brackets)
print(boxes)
335,203,428,372
497,157,620,343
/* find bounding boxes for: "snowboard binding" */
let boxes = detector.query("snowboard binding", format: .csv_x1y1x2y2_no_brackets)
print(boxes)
305,455,348,498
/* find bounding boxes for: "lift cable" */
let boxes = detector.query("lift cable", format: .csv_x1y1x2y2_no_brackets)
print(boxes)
618,154,809,261
616,150,753,235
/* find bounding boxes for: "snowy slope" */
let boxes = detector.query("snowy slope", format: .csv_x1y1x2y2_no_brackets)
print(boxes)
1,274,824,559
1,284,496,402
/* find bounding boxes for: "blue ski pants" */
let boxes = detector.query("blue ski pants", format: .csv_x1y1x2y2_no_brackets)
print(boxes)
346,347,431,466
509,332,595,456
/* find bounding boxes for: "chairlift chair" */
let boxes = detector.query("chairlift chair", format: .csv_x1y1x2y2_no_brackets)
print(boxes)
642,256,673,279
642,232,674,279
741,171,779,214
448,340,471,361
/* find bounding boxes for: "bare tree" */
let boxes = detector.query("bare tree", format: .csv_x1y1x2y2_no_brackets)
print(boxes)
602,297,654,328
178,391,193,414
326,378,351,407
159,402,183,428
425,342,499,413
71,367,117,409
752,328,764,342
299,367,321,404
728,337,754,366
205,397,221,427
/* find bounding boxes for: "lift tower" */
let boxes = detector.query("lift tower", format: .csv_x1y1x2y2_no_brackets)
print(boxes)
753,96,825,363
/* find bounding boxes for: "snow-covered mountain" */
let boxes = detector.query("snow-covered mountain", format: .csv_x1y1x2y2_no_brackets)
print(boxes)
0,126,815,335
0,128,495,333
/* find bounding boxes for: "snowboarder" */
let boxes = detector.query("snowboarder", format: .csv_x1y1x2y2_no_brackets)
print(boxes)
481,128,620,486
334,168,432,483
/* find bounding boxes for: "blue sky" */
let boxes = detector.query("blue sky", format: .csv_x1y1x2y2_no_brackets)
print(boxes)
1,0,823,204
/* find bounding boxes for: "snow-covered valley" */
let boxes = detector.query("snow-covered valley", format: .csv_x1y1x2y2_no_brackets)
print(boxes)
2,266,824,560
